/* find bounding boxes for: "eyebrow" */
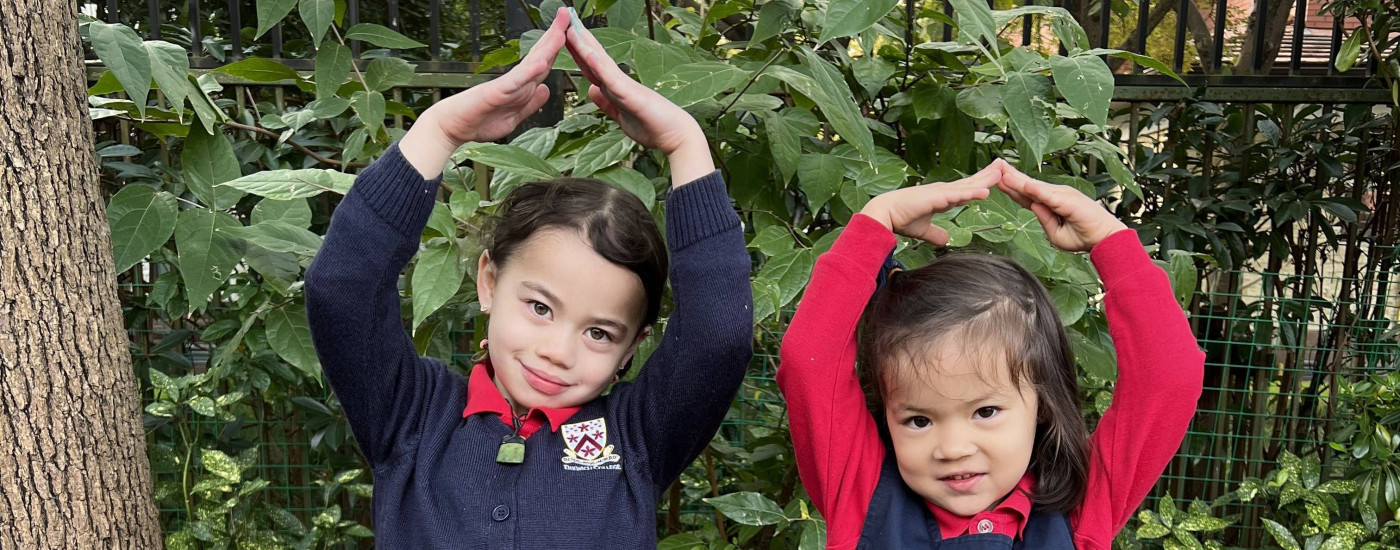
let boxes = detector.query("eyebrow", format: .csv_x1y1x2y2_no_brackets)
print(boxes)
896,390,1009,413
520,281,632,335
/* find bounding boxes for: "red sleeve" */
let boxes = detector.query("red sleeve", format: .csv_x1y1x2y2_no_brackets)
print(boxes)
1070,230,1206,550
777,214,897,550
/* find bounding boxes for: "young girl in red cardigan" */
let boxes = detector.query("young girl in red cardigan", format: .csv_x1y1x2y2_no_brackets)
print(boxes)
778,160,1205,549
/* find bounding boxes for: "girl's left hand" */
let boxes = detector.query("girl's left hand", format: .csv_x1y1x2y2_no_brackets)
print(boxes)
563,10,703,157
996,163,1129,252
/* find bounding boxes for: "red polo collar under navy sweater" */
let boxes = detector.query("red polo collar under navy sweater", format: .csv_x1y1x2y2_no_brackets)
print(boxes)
777,214,1205,550
304,143,754,548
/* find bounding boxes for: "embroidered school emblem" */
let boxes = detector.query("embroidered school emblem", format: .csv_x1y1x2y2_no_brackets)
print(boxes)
560,418,622,470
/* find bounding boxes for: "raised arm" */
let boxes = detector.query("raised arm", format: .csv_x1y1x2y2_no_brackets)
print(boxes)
996,165,1205,547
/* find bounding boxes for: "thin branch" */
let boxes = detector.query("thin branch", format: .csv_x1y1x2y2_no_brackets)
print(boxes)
713,48,786,122
330,25,369,90
223,120,366,169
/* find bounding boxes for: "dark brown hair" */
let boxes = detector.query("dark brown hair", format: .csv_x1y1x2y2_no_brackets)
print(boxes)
855,252,1090,514
483,178,667,364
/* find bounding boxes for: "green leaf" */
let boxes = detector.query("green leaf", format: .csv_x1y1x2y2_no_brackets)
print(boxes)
765,111,801,184
632,39,694,87
449,189,481,219
256,0,299,39
1068,328,1116,379
799,520,827,550
314,42,352,100
1262,518,1301,550
201,449,242,482
299,0,335,46
947,0,998,47
1080,48,1188,87
107,186,179,273
1002,71,1053,164
704,492,788,526
474,44,521,74
306,97,350,119
1336,30,1363,72
411,240,467,332
752,278,782,324
798,154,843,210
89,22,152,117
218,221,322,256
145,41,191,118
364,57,415,92
657,533,706,550
184,74,225,134
175,209,245,312
510,126,559,159
955,86,1008,127
594,165,656,210
252,198,313,228
212,57,301,83
1049,283,1087,326
1136,522,1172,539
852,56,897,97
219,169,355,199
758,248,815,308
751,2,791,45
245,246,302,285
1164,250,1197,308
459,143,561,180
749,225,795,257
344,23,427,49
182,124,247,210
1050,13,1091,54
654,62,749,108
351,90,387,136
821,0,899,42
572,130,636,177
1049,55,1113,128
1177,515,1230,532
265,303,321,378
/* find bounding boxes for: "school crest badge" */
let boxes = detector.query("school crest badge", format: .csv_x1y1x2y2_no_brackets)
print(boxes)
560,418,622,470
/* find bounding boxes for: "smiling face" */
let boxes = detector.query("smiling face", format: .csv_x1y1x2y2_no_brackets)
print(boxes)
477,228,649,413
883,341,1040,517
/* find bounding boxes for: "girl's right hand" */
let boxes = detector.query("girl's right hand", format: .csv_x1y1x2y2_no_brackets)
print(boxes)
400,7,571,177
859,161,1003,245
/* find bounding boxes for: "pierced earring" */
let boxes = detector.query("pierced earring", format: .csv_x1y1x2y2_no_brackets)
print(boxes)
479,339,489,350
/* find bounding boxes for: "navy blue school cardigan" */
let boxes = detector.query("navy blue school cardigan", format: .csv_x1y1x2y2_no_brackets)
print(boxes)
304,143,753,548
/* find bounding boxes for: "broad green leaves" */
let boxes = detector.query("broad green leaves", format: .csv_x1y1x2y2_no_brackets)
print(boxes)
457,143,561,180
365,58,415,91
299,0,335,46
1002,72,1053,164
146,41,191,118
1049,55,1114,128
947,0,998,49
175,209,245,312
411,240,467,332
351,91,387,136
107,185,179,272
183,124,247,210
820,0,899,43
212,57,301,83
219,169,356,200
314,43,352,100
344,24,427,49
573,129,637,176
654,63,749,108
1336,30,1364,72
255,0,298,38
265,303,321,378
704,492,788,527
89,22,151,117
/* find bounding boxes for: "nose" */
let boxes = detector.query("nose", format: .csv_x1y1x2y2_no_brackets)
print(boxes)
930,424,977,461
535,326,576,368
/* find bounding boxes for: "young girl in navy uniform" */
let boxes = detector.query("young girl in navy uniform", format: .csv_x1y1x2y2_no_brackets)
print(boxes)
305,9,752,547
778,160,1204,549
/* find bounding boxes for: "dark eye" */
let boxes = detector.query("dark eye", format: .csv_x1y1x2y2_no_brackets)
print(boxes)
587,328,612,342
531,301,551,317
905,416,931,429
974,407,999,419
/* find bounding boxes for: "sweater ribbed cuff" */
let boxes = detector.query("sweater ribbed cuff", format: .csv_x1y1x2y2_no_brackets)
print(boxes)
830,214,899,273
348,142,442,237
663,170,739,251
1089,228,1154,287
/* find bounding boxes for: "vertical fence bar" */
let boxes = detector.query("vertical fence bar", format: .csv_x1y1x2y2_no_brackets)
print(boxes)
943,0,953,41
1291,0,1306,73
271,22,283,58
1135,0,1149,72
1174,0,1188,73
147,0,161,38
1252,0,1269,72
1213,0,1227,70
188,0,202,59
1022,2,1033,47
348,0,360,57
1098,0,1111,49
430,0,442,61
228,0,243,60
471,0,481,60
1327,14,1342,74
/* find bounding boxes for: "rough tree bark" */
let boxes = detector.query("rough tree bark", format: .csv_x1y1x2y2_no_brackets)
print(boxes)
0,0,164,547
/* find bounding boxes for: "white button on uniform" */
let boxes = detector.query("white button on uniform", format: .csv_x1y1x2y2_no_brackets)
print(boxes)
977,519,994,533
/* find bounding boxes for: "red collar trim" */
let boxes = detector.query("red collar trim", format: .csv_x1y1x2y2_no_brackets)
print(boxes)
461,363,579,435
927,473,1037,540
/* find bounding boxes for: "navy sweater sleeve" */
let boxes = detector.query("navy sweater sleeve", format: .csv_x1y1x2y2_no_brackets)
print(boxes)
304,143,446,466
611,171,754,489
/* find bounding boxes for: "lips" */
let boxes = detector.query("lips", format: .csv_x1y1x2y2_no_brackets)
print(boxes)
940,472,985,492
520,364,571,396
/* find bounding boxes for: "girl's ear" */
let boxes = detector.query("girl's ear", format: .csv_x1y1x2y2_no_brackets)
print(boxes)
476,250,497,312
617,326,652,373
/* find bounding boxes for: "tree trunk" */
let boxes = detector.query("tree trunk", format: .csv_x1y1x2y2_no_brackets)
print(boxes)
0,0,164,547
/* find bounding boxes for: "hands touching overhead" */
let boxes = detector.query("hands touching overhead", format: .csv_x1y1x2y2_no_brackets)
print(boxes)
860,158,1129,252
